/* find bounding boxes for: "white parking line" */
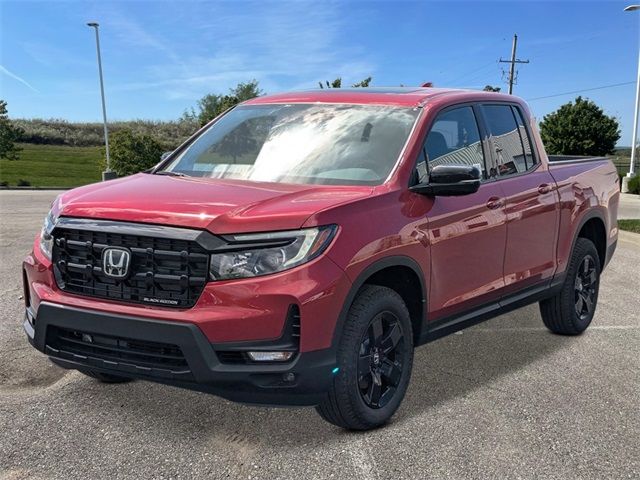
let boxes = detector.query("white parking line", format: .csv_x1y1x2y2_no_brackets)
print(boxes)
469,325,639,332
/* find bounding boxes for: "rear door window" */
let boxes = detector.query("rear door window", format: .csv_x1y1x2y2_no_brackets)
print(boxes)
513,107,538,169
481,105,530,177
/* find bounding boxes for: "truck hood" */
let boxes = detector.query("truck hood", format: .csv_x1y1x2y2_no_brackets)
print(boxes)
55,173,374,234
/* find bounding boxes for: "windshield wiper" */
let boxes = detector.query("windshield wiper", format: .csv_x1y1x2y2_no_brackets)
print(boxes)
154,170,188,177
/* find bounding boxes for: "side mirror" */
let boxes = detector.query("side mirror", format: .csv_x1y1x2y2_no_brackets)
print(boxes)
411,165,481,196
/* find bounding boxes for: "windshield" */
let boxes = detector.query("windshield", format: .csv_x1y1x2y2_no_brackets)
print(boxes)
162,104,420,186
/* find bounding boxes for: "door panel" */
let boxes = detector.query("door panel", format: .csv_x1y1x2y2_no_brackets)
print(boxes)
415,104,507,321
478,103,561,295
426,182,507,320
498,170,559,293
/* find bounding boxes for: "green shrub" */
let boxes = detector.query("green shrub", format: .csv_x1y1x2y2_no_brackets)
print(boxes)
628,174,640,195
0,180,8,187
540,97,620,156
103,129,165,177
17,179,31,186
618,220,640,233
14,118,198,150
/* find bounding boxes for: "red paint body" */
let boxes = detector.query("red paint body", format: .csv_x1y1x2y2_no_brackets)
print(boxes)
23,88,620,356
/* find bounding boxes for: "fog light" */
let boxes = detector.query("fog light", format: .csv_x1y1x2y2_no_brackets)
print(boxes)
247,351,294,362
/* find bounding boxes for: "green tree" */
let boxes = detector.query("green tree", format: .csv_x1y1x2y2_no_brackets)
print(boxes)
233,80,264,102
319,77,342,89
0,100,24,160
318,77,372,88
352,76,372,88
539,97,620,156
194,80,263,126
103,129,165,176
483,85,501,92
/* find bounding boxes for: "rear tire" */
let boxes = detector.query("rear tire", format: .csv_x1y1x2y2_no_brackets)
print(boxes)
316,285,414,430
539,238,600,335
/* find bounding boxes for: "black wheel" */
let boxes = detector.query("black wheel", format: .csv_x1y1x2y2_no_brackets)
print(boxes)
78,368,134,384
316,285,414,430
540,237,601,335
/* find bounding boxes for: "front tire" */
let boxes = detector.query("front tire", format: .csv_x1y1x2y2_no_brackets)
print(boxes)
316,285,414,430
539,237,601,335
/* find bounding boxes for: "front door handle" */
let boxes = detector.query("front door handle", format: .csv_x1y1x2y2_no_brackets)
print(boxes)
486,197,503,210
538,183,553,194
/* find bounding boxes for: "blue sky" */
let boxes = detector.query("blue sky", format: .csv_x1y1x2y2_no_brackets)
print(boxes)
1,0,638,145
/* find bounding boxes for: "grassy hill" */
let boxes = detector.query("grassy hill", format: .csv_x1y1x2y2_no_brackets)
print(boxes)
0,142,635,189
0,143,101,187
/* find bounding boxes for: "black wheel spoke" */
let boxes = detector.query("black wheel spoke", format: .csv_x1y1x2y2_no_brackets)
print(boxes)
366,378,382,406
575,294,584,315
380,323,402,354
582,293,593,314
358,354,371,373
380,358,402,386
356,310,407,410
369,316,383,344
574,255,598,320
378,386,397,408
358,371,372,390
583,257,589,274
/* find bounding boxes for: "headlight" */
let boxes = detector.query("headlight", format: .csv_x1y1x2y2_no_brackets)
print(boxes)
39,210,57,260
209,225,337,281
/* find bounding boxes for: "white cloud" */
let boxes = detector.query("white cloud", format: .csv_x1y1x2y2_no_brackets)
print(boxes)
0,65,39,93
100,1,376,101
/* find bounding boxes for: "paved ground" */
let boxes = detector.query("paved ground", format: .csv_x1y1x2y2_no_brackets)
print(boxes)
0,190,638,480
618,193,640,219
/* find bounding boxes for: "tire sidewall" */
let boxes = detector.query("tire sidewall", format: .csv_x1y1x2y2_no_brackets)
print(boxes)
337,286,414,427
563,238,601,333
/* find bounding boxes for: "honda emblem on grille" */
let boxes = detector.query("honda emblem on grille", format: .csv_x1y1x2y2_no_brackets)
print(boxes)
102,247,131,279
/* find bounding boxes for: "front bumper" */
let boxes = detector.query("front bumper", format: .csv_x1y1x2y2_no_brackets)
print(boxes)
23,237,352,352
24,302,336,406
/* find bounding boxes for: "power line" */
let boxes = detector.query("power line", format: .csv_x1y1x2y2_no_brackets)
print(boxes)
448,61,496,86
499,34,529,94
527,81,636,101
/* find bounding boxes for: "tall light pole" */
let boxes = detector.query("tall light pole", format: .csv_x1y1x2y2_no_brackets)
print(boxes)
87,22,115,181
623,5,640,193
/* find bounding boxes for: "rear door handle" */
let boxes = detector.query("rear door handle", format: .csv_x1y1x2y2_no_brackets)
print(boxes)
486,197,503,210
538,183,553,194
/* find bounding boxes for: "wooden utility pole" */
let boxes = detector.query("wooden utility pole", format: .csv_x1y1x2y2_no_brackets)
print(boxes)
499,34,529,94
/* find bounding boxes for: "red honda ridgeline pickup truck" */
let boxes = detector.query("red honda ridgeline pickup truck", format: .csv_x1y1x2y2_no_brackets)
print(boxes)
23,88,619,430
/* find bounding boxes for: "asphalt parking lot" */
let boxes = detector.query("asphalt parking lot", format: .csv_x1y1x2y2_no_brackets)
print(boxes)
0,190,638,480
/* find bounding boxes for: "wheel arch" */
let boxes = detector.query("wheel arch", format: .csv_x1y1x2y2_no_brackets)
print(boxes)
571,210,608,270
333,256,427,348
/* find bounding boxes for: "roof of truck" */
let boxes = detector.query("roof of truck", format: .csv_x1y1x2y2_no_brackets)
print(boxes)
243,87,487,107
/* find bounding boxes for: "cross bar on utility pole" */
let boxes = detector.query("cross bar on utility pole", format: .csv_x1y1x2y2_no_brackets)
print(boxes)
499,34,529,94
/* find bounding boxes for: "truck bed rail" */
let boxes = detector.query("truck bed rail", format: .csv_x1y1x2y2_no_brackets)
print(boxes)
547,155,609,164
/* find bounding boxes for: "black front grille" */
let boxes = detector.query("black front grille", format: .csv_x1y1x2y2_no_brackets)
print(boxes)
52,224,210,308
46,326,193,379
